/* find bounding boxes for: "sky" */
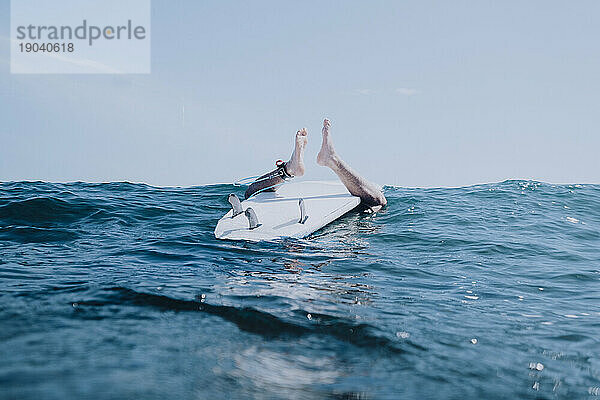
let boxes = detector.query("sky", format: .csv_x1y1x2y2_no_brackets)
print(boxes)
1,0,599,187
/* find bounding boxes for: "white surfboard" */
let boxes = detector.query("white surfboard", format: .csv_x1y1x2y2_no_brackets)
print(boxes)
214,180,361,241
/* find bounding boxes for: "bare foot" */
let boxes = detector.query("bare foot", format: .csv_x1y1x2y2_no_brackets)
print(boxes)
317,119,338,167
286,128,307,176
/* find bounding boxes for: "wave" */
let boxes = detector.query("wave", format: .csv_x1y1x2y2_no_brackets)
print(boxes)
76,286,423,354
0,196,98,225
0,226,80,243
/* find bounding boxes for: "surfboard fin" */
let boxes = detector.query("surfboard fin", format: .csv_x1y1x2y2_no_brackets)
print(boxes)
298,198,308,224
244,207,261,229
228,194,243,217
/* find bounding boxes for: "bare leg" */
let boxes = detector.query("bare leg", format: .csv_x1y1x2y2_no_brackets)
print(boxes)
317,119,387,211
245,128,308,199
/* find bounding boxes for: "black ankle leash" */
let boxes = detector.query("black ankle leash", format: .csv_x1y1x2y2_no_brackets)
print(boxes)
270,159,294,180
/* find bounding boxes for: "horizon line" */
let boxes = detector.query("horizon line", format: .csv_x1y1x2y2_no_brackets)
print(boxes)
0,178,598,190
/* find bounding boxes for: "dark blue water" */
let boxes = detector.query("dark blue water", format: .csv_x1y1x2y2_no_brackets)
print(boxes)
1,180,599,399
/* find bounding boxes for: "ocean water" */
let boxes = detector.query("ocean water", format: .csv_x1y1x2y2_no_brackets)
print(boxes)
0,180,599,399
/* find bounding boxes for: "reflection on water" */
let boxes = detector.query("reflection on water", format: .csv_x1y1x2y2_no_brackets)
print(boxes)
234,346,341,388
222,267,374,305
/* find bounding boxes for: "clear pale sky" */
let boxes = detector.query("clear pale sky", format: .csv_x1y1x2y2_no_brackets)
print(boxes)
1,1,599,187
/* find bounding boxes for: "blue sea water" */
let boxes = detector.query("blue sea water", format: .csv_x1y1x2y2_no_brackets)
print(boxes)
0,180,599,399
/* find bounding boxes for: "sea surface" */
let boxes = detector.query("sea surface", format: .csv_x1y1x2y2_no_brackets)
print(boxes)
0,180,599,399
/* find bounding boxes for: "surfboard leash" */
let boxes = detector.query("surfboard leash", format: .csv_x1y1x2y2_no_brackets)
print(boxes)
233,160,293,200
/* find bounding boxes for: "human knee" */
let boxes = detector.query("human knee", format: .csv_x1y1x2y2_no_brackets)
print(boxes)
362,192,386,209
375,194,387,208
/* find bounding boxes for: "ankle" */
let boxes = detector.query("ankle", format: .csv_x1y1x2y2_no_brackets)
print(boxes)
328,154,340,167
285,160,304,177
